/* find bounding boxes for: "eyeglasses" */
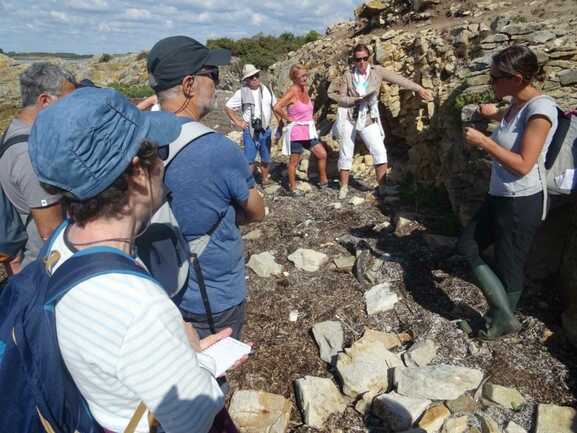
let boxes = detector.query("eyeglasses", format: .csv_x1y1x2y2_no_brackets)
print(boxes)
247,74,260,80
195,66,219,85
354,56,369,62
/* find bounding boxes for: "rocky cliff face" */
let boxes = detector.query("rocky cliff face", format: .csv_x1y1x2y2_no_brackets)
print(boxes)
268,0,577,344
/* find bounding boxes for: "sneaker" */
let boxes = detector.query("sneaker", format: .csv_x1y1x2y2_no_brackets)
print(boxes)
289,189,305,198
318,181,329,190
338,186,349,200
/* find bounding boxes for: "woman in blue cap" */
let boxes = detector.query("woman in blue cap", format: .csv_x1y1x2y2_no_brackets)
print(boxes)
29,87,233,433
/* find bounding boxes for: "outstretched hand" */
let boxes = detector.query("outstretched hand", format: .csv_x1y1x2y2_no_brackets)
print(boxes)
417,88,433,101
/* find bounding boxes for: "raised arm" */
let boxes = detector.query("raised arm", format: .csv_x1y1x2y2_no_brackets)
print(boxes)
327,74,360,107
379,67,432,100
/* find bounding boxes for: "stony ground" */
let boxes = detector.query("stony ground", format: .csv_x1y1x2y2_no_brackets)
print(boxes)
225,150,577,432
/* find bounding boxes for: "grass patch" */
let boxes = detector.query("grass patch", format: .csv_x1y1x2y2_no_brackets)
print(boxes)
109,82,154,99
454,89,494,112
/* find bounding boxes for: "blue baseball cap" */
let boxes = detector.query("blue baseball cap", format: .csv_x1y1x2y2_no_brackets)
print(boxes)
29,87,181,200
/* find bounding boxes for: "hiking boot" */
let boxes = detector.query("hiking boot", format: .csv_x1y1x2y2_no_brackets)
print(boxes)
338,186,349,200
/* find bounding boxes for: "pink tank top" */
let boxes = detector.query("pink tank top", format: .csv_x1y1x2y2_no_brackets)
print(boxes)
287,99,313,141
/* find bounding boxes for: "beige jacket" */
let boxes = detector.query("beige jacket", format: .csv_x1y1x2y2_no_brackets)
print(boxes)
327,64,422,126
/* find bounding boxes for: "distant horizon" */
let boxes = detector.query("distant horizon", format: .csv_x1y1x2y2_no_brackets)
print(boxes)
0,0,360,55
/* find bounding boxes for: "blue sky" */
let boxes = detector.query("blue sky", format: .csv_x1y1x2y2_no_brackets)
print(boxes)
0,0,360,54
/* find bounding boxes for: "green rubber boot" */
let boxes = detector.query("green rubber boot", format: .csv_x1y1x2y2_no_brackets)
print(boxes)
472,263,522,340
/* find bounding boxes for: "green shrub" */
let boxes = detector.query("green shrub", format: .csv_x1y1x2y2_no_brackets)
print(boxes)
454,89,494,112
109,82,154,98
207,30,321,70
99,53,113,63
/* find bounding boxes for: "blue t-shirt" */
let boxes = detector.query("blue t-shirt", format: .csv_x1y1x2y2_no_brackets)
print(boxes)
164,126,255,314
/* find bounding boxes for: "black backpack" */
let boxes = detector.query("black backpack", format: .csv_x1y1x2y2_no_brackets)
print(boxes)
0,131,29,259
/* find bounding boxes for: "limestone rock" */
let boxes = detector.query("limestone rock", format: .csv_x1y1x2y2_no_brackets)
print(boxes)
288,248,328,272
264,184,281,195
418,404,451,433
395,365,484,401
336,329,403,397
559,70,577,86
445,393,477,413
442,416,469,433
530,31,556,44
403,339,438,367
482,383,525,410
536,404,577,433
243,229,263,241
297,182,313,193
247,252,283,278
294,376,348,428
349,196,366,206
365,281,400,315
479,414,502,433
504,421,527,433
372,391,431,431
228,390,292,433
312,321,344,364
334,255,356,272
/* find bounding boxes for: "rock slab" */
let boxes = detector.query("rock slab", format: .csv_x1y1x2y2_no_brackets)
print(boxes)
536,404,577,433
312,320,344,364
336,329,403,397
372,391,431,431
247,252,283,278
418,404,451,433
365,281,399,315
228,390,292,433
479,414,502,433
294,376,348,428
482,383,525,410
504,421,527,433
288,248,328,272
442,416,469,433
394,365,484,401
403,339,438,367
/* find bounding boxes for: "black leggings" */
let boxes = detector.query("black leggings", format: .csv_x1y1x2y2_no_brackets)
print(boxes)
457,193,543,302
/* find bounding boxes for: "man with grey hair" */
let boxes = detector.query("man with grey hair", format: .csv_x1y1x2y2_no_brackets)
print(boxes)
0,62,76,271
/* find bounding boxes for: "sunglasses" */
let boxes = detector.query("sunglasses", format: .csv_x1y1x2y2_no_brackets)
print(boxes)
247,74,260,80
354,56,369,62
489,72,514,83
196,66,219,85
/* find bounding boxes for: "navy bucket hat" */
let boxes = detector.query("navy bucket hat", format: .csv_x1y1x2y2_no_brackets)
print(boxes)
29,87,181,200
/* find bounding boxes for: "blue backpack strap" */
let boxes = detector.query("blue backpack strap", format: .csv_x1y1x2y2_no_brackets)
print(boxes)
45,247,154,308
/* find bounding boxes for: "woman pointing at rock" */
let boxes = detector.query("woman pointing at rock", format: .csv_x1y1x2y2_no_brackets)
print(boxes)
328,43,432,200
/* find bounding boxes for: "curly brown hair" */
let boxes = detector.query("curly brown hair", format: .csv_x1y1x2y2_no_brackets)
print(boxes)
42,140,158,227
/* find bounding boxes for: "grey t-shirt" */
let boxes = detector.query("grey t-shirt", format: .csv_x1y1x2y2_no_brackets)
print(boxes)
489,96,558,197
0,118,61,266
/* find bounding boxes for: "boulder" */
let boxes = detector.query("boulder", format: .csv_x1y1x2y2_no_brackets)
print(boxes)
312,321,344,364
418,404,451,433
394,365,484,401
402,339,438,367
479,414,502,433
365,281,400,315
442,416,469,433
372,391,431,431
228,390,292,433
559,70,577,86
536,404,577,433
445,393,477,413
504,421,527,433
482,383,525,410
336,329,403,397
288,248,328,272
294,376,348,428
334,255,356,272
247,252,283,278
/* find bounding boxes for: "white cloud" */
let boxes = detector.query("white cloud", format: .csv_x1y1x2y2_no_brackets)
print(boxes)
0,0,358,53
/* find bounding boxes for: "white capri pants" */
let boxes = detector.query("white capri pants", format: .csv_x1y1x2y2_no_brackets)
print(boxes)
338,117,387,171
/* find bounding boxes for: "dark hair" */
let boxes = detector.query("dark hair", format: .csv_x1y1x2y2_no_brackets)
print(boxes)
492,45,540,82
19,62,76,107
352,43,371,56
42,140,158,227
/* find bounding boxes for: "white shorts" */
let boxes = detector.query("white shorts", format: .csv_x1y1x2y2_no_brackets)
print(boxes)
337,119,387,171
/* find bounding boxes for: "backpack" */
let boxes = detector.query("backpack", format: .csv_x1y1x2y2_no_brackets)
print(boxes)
135,121,222,332
0,132,29,260
533,96,577,219
0,223,151,433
